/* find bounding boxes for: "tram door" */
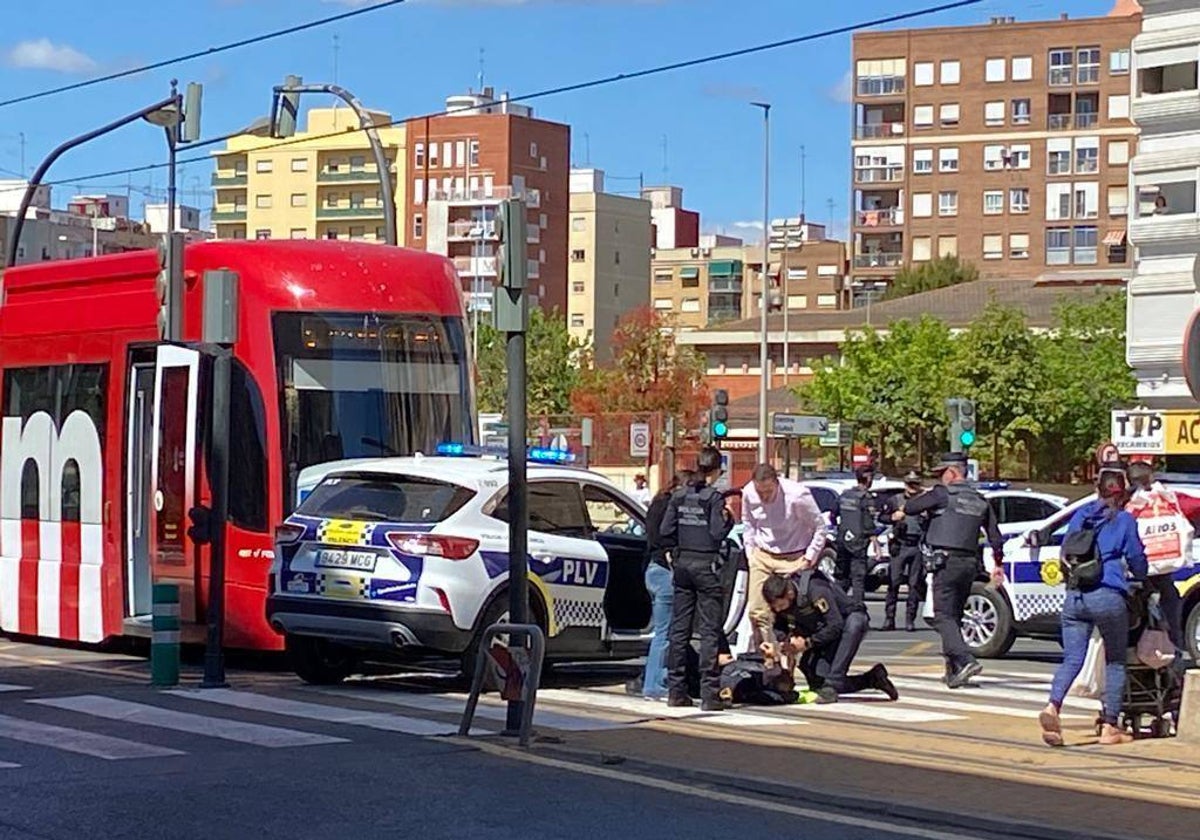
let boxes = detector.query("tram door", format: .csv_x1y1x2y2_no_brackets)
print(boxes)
125,362,156,616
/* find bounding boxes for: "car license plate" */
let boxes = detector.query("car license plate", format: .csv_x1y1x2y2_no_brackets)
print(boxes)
315,549,377,572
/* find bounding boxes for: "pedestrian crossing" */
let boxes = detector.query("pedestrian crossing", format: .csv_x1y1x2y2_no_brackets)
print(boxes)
0,665,1096,772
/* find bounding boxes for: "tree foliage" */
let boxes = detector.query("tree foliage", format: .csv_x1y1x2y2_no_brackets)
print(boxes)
885,256,979,300
474,307,586,416
570,307,708,422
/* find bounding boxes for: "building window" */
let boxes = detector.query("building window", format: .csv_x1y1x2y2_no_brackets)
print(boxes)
290,193,307,207
653,271,673,284
415,143,425,167
349,191,365,209
255,194,272,208
1108,94,1130,120
1075,140,1099,174
571,217,586,232
940,60,960,85
1047,183,1073,220
428,143,439,166
983,234,1003,260
1077,48,1101,84
1046,227,1071,264
1011,98,1031,125
985,58,1006,83
1049,49,1073,85
1110,49,1130,75
653,298,673,310
614,251,621,265
349,155,366,171
291,158,308,172
983,144,1007,171
788,295,808,310
938,191,958,217
255,229,270,240
681,298,701,314
327,159,342,173
289,228,306,240
325,192,340,208
939,103,960,126
413,179,425,205
938,147,959,172
530,142,539,159
1074,183,1100,219
455,141,466,167
914,105,934,127
983,191,1004,215
1108,186,1129,217
1012,56,1033,81
1048,141,1072,175
913,148,933,173
1074,226,1098,264
984,101,1005,126
912,236,932,262
912,192,932,218
571,281,586,294
1108,140,1130,166
571,249,586,262
375,227,386,240
255,159,273,173
817,294,837,308
938,235,958,258
1140,61,1200,95
570,314,585,328
412,214,423,238
914,61,934,86
324,229,338,240
441,142,452,167
469,140,480,166
349,226,365,240
1009,144,1031,170
1010,188,1030,213
1009,233,1030,259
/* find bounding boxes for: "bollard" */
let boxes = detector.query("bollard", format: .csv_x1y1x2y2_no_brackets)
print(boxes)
1179,669,1200,742
150,583,181,687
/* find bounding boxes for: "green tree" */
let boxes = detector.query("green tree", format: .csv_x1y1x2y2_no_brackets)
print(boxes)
474,307,586,416
885,256,979,300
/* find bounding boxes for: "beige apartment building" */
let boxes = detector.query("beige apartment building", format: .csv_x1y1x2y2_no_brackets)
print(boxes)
850,5,1143,302
566,169,651,360
210,106,407,243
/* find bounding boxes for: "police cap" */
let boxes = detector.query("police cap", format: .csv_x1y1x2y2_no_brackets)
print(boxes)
932,452,968,474
903,470,922,486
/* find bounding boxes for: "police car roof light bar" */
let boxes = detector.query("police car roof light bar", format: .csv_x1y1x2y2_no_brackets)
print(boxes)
436,441,576,465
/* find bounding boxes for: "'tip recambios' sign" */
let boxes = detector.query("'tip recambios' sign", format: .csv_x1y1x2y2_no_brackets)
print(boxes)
1112,410,1200,455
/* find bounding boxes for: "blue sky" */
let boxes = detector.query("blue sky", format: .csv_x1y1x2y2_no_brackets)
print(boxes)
0,0,1122,239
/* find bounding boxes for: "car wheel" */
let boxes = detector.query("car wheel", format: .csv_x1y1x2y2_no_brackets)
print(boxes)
460,592,549,689
285,634,356,685
1185,601,1200,663
961,583,1016,658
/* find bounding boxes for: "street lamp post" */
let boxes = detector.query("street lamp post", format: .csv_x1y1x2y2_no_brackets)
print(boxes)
752,102,771,463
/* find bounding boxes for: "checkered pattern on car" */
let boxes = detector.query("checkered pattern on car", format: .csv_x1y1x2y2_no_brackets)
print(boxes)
1013,590,1065,622
553,597,606,628
315,574,368,598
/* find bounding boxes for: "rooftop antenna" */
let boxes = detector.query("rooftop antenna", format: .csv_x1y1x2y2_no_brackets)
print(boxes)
583,132,591,166
478,47,485,91
661,134,668,184
800,144,807,223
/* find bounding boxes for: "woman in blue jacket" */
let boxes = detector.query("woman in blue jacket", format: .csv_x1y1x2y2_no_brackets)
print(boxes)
1040,469,1147,747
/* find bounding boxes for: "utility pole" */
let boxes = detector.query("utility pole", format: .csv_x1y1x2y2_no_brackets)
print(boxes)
751,102,771,462
494,198,529,733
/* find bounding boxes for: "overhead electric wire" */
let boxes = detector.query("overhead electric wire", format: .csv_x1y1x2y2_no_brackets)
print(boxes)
4,0,982,196
0,0,407,109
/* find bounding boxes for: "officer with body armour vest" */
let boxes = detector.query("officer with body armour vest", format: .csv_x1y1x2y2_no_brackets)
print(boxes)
660,446,734,711
878,471,928,632
893,452,1004,688
830,466,879,609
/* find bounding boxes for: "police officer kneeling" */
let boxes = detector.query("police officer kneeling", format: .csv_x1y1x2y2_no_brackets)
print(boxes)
893,452,1004,689
761,572,899,704
660,446,734,711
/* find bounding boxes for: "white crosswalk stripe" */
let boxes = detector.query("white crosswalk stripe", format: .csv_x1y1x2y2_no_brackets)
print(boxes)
0,712,183,760
32,695,347,749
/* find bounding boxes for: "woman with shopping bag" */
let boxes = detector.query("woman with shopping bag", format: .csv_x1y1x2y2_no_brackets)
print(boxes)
1039,468,1147,747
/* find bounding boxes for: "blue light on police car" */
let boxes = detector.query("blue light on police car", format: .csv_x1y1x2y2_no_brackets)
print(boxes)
528,447,575,464
436,442,467,456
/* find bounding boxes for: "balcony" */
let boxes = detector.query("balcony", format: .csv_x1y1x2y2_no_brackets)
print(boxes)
1075,112,1099,129
453,256,498,277
854,166,903,184
856,208,903,227
447,220,497,240
211,209,247,222
856,76,905,97
211,173,247,187
855,122,905,139
317,168,389,183
316,204,386,219
853,252,904,269
1048,113,1074,130
708,278,743,293
1133,89,1200,128
428,185,515,204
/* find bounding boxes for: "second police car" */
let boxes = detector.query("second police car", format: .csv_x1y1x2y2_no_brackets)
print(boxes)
268,445,669,683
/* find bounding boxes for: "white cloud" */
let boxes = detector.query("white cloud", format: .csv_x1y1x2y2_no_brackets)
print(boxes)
828,69,853,104
5,39,97,74
731,220,765,231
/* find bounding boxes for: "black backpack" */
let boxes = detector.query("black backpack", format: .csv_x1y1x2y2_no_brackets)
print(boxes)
1059,523,1104,590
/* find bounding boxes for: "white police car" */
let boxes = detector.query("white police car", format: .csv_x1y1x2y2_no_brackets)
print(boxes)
267,445,662,684
960,485,1200,659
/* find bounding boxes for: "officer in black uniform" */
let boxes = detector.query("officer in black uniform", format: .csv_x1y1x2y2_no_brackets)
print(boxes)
761,572,898,704
660,446,733,711
879,471,928,632
830,466,879,609
894,452,1004,688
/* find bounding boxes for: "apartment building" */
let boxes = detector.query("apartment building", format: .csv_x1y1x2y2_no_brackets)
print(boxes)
405,87,570,314
748,220,849,317
1124,0,1200,411
850,4,1142,302
210,106,406,244
643,185,700,250
566,168,652,360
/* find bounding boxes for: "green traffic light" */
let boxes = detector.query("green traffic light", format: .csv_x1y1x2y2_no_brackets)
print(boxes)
713,421,728,438
959,430,976,447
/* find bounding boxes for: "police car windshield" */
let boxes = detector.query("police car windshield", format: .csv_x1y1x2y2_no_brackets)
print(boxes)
298,473,475,524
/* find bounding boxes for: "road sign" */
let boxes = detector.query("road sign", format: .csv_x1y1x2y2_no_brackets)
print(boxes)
629,422,651,458
772,413,828,438
713,451,732,491
1096,440,1120,465
819,422,853,448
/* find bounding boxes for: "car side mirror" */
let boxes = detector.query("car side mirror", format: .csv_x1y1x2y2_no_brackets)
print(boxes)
1024,529,1042,548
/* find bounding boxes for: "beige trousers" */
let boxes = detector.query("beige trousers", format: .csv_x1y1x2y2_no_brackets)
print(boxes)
747,547,808,648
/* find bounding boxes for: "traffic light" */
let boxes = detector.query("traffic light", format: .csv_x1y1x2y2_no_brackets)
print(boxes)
958,398,977,449
155,238,170,339
711,389,729,442
187,505,213,545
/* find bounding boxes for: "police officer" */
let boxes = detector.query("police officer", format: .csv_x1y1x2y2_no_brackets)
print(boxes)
830,466,879,608
879,471,927,632
761,572,898,704
660,446,734,711
893,452,1004,688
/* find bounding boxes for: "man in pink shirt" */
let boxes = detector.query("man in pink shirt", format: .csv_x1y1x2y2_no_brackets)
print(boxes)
741,464,828,658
